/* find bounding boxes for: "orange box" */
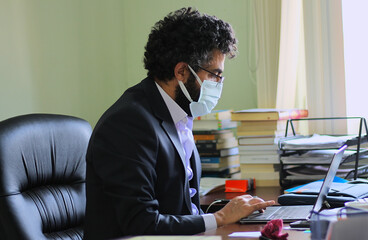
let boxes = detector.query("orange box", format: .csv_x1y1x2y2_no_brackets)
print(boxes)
225,179,249,192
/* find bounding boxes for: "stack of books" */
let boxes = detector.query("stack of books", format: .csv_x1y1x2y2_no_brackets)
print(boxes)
240,163,281,187
193,110,240,178
231,108,309,186
193,109,237,131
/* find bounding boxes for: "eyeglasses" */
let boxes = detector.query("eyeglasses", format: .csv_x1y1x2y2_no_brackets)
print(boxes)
197,66,225,83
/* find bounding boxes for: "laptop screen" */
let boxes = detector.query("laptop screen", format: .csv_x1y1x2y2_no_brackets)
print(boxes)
311,145,347,214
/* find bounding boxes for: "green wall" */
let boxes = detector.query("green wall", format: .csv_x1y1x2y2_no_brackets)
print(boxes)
1,0,259,126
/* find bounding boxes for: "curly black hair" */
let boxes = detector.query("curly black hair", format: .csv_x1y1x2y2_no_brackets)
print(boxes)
144,7,237,82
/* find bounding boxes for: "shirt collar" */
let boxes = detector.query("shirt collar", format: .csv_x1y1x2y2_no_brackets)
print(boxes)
155,81,189,125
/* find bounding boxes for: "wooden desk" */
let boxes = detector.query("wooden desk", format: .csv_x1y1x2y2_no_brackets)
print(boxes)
198,186,311,240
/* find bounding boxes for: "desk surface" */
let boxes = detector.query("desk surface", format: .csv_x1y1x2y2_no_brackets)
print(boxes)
198,186,311,240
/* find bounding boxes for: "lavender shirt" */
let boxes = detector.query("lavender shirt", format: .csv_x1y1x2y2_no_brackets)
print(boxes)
155,82,217,231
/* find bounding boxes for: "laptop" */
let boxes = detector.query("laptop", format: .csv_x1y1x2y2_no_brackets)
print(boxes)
239,145,347,224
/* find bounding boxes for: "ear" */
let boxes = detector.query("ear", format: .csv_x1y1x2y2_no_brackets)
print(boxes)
174,62,190,83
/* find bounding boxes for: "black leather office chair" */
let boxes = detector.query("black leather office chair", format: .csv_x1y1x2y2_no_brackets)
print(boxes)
0,114,92,240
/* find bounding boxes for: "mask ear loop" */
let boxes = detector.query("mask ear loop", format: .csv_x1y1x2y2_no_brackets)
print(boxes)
187,65,203,86
177,80,194,103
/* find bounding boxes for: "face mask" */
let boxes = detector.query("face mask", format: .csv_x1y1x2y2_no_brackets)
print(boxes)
177,65,223,118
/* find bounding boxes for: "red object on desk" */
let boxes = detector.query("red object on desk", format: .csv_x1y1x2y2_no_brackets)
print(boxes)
225,179,249,192
261,219,289,240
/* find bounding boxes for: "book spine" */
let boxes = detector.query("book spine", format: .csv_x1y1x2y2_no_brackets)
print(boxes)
278,109,309,120
199,151,221,157
200,157,221,163
202,163,240,169
193,130,218,135
231,109,309,121
193,134,216,141
195,139,218,144
195,112,219,120
239,155,280,164
238,145,278,151
231,113,279,121
196,142,218,151
199,147,239,157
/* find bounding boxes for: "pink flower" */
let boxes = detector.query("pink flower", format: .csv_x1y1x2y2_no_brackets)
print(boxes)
261,219,289,240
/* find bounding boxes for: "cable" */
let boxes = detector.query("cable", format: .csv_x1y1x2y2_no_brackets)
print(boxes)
205,199,229,214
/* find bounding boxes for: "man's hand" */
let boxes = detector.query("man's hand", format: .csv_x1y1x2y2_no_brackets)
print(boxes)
213,195,275,227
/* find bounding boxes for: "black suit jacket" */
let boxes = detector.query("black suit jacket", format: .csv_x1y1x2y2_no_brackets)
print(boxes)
84,78,205,239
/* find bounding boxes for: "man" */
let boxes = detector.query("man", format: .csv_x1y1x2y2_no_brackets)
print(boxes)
84,7,274,239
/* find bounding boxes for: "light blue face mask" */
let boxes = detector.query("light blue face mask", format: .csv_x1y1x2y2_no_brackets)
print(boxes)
177,65,223,118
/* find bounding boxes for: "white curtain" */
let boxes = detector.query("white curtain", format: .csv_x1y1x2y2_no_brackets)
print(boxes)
252,0,307,111
303,0,347,134
276,0,304,109
263,0,347,135
251,0,282,108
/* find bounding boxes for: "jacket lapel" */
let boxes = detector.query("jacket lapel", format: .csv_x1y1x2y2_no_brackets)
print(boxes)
161,122,185,162
142,78,186,164
141,78,193,213
161,121,193,214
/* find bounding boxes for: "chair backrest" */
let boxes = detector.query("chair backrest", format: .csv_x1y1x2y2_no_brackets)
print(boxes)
0,114,92,240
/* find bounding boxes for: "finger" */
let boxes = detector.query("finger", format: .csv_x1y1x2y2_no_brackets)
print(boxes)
253,196,264,201
248,197,265,204
256,200,275,212
253,200,275,211
241,194,253,199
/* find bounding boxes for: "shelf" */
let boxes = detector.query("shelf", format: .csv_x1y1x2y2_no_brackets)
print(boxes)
279,134,368,151
278,117,368,188
280,149,368,165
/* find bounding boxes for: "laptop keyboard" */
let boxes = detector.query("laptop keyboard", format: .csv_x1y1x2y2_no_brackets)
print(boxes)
265,206,311,219
242,205,313,221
